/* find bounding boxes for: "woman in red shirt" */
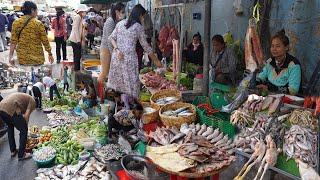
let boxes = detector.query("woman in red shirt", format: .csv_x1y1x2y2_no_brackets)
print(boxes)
51,8,67,63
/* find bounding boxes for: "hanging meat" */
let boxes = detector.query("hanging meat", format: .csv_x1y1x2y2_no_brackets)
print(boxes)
158,24,179,57
244,19,265,72
172,39,180,79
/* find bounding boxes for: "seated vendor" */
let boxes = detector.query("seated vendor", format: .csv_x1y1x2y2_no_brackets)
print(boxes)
108,99,144,138
183,32,204,66
257,30,301,95
210,34,237,86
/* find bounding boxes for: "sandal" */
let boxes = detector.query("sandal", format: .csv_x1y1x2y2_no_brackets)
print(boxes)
18,153,32,161
11,149,18,157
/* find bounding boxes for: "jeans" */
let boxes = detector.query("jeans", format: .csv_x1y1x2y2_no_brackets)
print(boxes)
55,36,67,63
71,42,82,71
87,34,94,49
49,84,61,101
0,111,28,158
0,31,7,51
32,86,42,108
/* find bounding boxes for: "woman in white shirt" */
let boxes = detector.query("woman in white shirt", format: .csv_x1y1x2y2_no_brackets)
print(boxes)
43,76,61,101
68,4,89,71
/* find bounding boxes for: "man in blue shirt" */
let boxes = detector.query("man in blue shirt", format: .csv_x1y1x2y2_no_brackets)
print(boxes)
0,11,8,52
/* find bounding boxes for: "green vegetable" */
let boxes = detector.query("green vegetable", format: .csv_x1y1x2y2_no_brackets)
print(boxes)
140,67,152,74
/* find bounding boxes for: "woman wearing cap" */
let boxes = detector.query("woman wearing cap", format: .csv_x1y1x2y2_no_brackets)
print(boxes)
98,3,125,84
108,4,162,98
69,4,89,71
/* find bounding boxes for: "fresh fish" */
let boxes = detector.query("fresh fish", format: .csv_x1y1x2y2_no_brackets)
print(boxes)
202,127,214,137
197,124,207,135
206,129,219,140
262,97,274,110
268,97,282,115
195,123,201,132
143,107,156,114
210,133,223,143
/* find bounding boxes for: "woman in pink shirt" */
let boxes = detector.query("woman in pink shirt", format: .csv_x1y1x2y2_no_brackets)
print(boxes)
51,8,67,63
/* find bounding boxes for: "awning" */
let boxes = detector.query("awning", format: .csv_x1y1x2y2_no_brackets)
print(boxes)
80,0,128,5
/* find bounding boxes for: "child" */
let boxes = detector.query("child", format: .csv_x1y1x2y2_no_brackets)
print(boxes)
108,99,144,139
83,82,97,107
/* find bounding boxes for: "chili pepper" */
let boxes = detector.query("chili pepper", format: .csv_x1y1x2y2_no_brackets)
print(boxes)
197,103,220,115
304,96,313,108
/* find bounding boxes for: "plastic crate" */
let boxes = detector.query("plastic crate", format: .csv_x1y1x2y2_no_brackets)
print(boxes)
192,96,210,106
275,153,300,177
197,107,235,138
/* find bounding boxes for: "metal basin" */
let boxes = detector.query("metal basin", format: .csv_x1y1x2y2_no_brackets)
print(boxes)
121,155,156,180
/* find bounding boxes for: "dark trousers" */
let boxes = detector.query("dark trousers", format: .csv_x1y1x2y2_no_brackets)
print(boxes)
0,111,28,158
32,86,42,108
71,42,82,71
55,36,67,63
49,84,61,101
63,82,69,92
87,34,94,49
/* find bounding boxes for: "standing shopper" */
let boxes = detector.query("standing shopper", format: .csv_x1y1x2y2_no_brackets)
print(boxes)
63,66,70,92
108,4,162,98
8,1,54,66
98,3,125,84
31,81,45,109
0,10,8,52
0,93,36,160
43,76,61,101
52,8,67,63
86,19,96,50
69,4,89,71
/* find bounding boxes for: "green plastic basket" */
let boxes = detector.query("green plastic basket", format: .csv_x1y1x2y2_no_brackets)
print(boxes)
209,82,230,93
275,153,300,177
34,156,56,168
192,96,210,106
197,107,235,138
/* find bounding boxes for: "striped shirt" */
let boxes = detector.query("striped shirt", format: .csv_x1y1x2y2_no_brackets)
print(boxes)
100,17,116,51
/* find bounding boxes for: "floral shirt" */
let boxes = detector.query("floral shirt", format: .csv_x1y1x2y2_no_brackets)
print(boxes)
113,109,136,126
51,15,67,38
11,15,51,65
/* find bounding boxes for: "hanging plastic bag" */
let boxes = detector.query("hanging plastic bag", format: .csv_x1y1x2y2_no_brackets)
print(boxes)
221,88,249,113
233,0,244,16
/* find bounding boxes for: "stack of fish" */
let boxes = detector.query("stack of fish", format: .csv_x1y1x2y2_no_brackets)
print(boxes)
94,144,125,163
283,125,318,167
148,126,185,146
34,158,110,180
241,95,282,115
162,106,193,117
155,96,179,106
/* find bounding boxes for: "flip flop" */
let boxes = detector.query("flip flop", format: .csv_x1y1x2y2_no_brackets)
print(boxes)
18,153,32,161
11,149,18,158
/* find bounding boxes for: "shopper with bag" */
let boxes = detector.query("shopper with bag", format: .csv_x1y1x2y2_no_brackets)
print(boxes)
8,1,54,66
0,93,36,160
69,4,89,71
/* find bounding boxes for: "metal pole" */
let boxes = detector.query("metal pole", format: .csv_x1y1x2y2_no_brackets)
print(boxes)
202,0,211,95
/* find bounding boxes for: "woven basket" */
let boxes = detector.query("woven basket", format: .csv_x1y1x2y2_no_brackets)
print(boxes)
150,89,182,107
142,102,160,124
159,102,196,128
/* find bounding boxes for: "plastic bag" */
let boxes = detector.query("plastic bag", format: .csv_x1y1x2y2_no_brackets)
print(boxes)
221,88,249,113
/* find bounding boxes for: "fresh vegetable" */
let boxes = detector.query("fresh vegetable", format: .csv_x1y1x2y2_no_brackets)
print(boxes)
140,67,153,74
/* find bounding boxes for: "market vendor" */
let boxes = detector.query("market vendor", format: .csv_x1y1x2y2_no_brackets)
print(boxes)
43,75,61,101
83,82,97,107
0,93,36,160
210,34,237,86
183,32,204,66
108,99,144,138
257,30,301,95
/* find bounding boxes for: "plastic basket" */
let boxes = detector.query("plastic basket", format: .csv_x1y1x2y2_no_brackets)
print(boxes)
34,156,56,168
192,96,210,106
197,107,235,138
209,82,230,93
275,153,300,177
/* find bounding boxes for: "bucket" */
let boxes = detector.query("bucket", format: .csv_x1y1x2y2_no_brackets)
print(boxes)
100,103,111,115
